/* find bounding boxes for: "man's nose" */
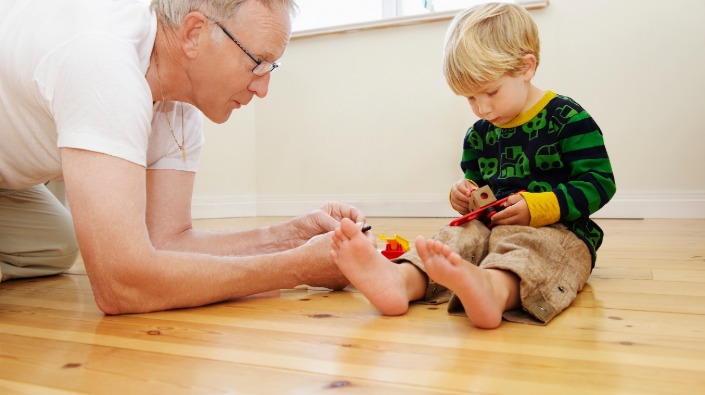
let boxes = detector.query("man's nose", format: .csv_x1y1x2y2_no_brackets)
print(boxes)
249,73,270,98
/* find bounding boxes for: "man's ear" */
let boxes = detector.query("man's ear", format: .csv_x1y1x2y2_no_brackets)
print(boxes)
521,54,538,82
181,12,208,59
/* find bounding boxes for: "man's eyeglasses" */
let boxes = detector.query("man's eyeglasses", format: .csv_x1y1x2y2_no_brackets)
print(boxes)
214,21,280,77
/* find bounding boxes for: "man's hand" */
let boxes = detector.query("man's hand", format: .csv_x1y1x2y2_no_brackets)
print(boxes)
489,194,530,226
284,202,367,249
450,179,477,215
319,202,366,224
295,232,350,290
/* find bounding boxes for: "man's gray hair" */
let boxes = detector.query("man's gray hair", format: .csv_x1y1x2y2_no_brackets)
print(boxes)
151,0,297,28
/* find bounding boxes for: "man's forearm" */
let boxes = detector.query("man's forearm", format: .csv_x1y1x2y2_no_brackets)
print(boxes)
152,221,302,257
88,247,305,314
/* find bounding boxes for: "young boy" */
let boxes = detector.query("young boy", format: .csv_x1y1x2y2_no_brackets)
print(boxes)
330,2,616,329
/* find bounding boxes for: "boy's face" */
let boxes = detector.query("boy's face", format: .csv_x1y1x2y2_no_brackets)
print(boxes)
465,73,532,125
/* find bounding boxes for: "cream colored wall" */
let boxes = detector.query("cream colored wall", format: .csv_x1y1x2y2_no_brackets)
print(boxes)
194,103,258,217
194,0,705,218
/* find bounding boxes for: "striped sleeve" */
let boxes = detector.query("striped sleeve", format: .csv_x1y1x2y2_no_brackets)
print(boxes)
554,108,616,221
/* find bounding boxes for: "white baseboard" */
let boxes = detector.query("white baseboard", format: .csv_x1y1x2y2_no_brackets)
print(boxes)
191,191,705,219
191,195,258,219
593,191,705,219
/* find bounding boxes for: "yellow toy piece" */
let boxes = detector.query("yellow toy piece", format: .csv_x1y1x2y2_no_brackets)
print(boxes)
379,234,409,252
379,234,410,259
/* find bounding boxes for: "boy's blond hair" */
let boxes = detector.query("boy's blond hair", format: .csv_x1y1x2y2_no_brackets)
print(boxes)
443,2,540,96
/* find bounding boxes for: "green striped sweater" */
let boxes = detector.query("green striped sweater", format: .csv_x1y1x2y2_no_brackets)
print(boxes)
461,91,616,264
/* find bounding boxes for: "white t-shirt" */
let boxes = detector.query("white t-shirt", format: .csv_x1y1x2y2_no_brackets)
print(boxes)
0,0,204,190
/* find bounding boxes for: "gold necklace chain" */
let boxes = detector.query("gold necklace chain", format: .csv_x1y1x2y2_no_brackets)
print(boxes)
155,53,186,162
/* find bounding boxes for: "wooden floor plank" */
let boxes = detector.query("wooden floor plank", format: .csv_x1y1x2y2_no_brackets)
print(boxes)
1,218,704,394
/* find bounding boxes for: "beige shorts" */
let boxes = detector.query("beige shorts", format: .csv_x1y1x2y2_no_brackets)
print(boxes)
0,184,79,281
394,220,592,325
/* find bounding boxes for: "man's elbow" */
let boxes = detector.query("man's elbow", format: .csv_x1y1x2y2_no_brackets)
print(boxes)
91,280,142,315
94,294,124,315
147,226,193,252
84,258,155,315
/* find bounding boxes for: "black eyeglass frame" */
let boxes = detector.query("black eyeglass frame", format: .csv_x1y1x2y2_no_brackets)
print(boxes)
213,21,280,76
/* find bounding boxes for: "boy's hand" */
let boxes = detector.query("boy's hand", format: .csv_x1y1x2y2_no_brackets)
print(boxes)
490,194,530,226
450,179,477,214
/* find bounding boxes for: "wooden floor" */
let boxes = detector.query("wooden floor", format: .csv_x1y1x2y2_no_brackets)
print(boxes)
1,217,704,394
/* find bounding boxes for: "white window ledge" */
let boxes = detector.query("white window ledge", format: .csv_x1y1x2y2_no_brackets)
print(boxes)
292,0,549,39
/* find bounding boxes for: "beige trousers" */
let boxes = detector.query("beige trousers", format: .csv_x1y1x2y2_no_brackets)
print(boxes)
0,184,79,282
394,220,592,325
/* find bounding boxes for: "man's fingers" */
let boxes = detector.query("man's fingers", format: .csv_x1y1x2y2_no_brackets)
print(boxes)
321,202,366,223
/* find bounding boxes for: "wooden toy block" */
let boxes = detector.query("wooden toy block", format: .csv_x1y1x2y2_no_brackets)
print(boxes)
468,185,497,212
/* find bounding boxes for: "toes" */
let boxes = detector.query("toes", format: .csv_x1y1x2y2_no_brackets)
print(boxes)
430,240,446,255
441,243,453,256
415,236,430,260
339,218,361,239
447,251,465,267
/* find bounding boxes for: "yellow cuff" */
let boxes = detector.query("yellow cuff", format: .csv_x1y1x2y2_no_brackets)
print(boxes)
519,191,560,228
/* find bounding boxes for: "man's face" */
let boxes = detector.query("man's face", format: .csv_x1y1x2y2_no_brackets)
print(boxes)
189,1,290,124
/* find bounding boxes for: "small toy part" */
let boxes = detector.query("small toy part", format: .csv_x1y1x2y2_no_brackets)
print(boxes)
379,233,410,259
450,190,525,228
361,225,372,233
468,185,497,212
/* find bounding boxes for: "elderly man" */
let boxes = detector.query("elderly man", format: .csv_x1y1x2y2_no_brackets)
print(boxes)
0,0,362,314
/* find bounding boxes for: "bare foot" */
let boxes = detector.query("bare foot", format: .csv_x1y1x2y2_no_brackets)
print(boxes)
330,218,423,315
415,236,519,329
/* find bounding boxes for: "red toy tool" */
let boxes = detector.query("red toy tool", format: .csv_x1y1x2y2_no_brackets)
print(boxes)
449,187,524,228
